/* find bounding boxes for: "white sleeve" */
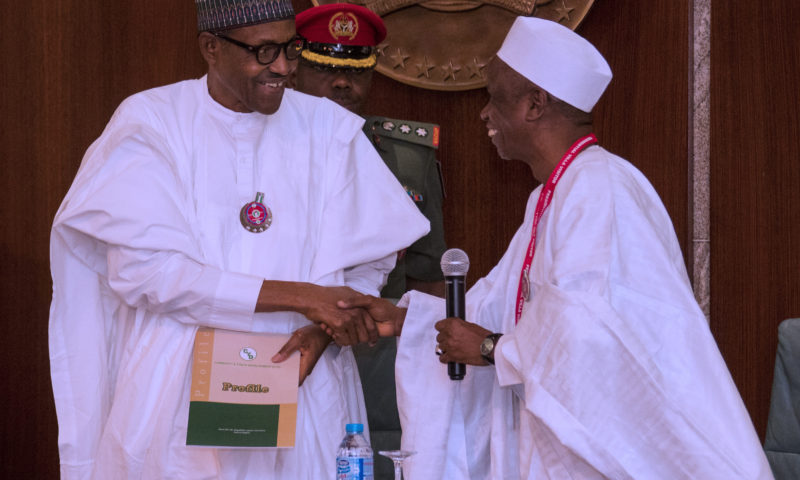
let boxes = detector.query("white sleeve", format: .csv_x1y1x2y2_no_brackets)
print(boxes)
342,252,396,296
395,290,498,480
106,245,261,330
395,291,471,480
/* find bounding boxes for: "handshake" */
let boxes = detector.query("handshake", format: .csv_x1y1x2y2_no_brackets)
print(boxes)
255,279,407,346
303,285,405,346
268,279,490,386
266,283,407,386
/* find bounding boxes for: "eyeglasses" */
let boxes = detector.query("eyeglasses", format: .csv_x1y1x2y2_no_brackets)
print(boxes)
214,32,304,65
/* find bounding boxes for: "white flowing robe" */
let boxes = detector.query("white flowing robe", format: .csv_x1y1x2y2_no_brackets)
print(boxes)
395,146,772,479
49,77,430,480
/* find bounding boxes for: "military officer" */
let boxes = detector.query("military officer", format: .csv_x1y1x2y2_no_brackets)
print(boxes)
291,5,447,478
291,3,447,300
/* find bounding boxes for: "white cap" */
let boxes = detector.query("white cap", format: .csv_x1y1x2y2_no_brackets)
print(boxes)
497,16,612,113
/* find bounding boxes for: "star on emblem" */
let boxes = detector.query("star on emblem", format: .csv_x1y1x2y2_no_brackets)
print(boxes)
466,57,487,80
399,124,412,134
555,2,575,22
415,127,428,137
382,121,395,131
442,61,462,82
389,48,410,70
415,56,435,79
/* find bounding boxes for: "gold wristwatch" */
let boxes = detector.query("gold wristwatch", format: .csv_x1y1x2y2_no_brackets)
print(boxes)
480,333,503,365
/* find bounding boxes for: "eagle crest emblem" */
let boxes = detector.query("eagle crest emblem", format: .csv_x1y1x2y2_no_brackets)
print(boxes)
329,12,359,41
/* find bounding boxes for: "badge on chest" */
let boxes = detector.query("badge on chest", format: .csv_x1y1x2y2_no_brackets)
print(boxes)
240,192,273,233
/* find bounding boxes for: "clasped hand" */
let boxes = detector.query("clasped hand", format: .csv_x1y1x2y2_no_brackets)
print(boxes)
336,291,492,366
329,292,492,366
297,285,375,346
273,290,402,386
301,286,402,346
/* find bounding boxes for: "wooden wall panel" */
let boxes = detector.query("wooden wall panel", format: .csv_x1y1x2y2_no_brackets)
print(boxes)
711,0,800,438
0,1,204,477
584,0,691,254
1,0,692,475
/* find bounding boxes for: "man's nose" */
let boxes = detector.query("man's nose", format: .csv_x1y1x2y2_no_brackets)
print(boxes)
268,50,295,76
331,72,352,89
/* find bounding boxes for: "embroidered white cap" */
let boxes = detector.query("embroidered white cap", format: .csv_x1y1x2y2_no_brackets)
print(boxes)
497,16,612,113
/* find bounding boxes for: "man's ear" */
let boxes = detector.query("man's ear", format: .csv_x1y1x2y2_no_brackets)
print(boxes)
198,32,220,66
525,88,548,122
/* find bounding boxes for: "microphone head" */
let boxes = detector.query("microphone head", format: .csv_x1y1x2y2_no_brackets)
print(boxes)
441,248,470,277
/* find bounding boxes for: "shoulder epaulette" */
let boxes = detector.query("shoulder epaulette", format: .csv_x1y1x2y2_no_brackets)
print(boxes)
365,116,440,149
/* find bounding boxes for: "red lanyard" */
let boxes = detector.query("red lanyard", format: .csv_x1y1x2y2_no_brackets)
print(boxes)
514,134,598,324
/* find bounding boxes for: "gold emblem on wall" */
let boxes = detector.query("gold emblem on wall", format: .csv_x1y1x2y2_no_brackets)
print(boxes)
312,0,595,90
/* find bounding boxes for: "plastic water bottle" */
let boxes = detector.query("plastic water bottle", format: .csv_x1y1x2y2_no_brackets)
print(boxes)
336,423,374,480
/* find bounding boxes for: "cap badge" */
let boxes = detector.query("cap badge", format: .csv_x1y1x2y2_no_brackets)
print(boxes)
399,124,412,134
329,12,359,41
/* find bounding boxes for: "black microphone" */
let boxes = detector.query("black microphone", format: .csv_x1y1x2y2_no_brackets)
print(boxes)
441,248,469,381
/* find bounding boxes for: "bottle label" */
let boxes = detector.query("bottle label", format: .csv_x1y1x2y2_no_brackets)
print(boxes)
336,457,373,480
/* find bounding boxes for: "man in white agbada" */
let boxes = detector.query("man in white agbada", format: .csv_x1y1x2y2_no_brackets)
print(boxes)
47,0,429,478
343,16,773,479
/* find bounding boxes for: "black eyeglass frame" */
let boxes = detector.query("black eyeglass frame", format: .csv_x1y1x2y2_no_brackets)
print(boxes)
213,32,305,65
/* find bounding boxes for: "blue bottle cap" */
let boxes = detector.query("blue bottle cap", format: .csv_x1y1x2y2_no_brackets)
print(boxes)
345,423,364,433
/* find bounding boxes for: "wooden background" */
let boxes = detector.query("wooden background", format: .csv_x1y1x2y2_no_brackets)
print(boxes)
1,0,797,476
710,0,800,451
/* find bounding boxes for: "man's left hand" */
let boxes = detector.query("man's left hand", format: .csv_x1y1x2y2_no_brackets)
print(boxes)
272,325,333,386
434,317,493,366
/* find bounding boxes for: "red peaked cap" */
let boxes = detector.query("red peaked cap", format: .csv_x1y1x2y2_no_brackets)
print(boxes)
295,3,386,46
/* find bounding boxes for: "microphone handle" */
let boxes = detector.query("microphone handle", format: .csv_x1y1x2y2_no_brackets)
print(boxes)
445,275,467,380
